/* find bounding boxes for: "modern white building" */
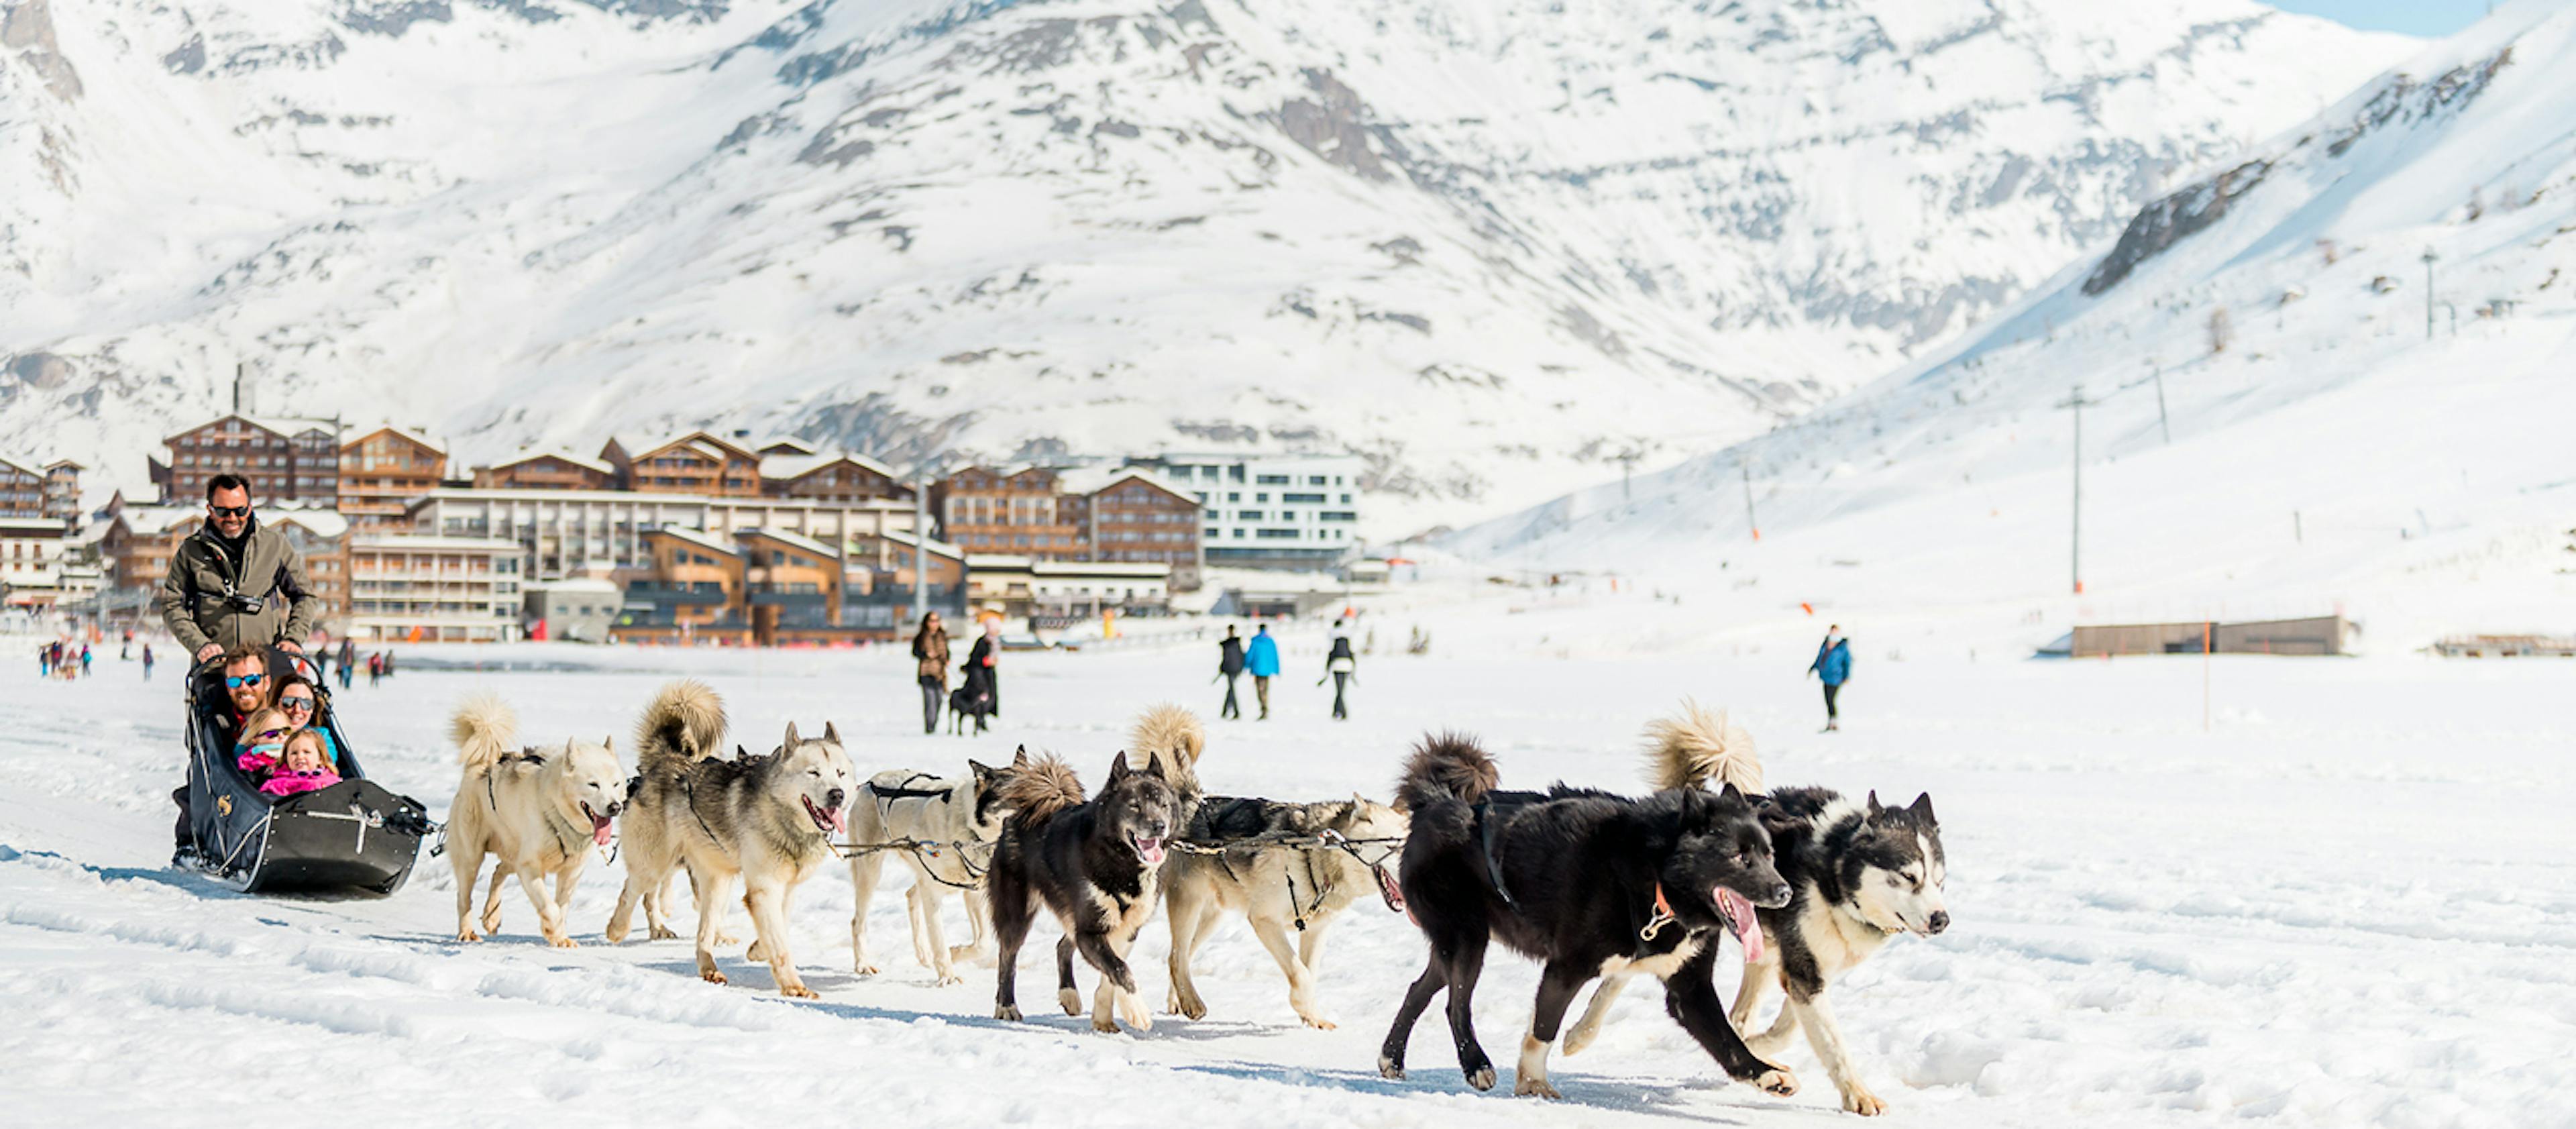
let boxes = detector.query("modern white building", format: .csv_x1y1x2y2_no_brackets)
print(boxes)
345,533,525,643
965,554,1169,617
0,517,68,604
1123,453,1363,570
405,488,916,580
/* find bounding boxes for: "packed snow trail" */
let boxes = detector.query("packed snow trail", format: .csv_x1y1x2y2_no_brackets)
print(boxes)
3,614,2570,1128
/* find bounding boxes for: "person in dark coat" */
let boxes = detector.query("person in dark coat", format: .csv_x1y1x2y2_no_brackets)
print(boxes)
1216,625,1246,720
962,616,1000,733
1320,621,1357,720
1807,625,1854,733
912,611,951,735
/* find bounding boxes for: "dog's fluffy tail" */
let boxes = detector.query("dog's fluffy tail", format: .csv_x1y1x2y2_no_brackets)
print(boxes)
451,693,519,775
1395,731,1498,813
635,678,727,776
1129,704,1205,795
1644,699,1763,794
998,753,1085,825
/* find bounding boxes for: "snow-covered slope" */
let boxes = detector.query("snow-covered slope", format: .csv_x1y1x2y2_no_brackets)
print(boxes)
1452,0,2576,645
0,0,2406,529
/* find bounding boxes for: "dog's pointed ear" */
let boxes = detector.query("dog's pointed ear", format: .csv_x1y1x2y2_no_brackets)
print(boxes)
735,744,751,760
1909,792,1936,824
1012,745,1031,768
824,720,841,746
1866,790,1883,816
601,735,612,753
784,720,801,748
1108,751,1132,780
969,759,996,782
1141,753,1168,781
1715,780,1744,806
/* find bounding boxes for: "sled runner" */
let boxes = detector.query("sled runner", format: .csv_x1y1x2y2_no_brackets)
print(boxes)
180,651,431,895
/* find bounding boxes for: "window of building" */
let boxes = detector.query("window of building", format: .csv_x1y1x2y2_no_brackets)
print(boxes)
1237,510,1263,521
1256,474,1289,484
1320,511,1357,522
1340,494,1352,503
1308,476,1327,485
1203,528,1218,539
1256,528,1299,539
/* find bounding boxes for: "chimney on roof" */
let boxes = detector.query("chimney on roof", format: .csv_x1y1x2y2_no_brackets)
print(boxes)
232,363,244,415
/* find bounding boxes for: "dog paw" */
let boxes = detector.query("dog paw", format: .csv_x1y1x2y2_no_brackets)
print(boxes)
1466,1066,1497,1092
1840,1085,1886,1116
453,929,481,944
1093,1016,1122,1034
996,1005,1023,1022
934,971,965,987
1059,987,1083,1016
1560,1028,1596,1057
1171,995,1208,1021
950,945,992,967
1377,1055,1405,1081
649,925,680,941
744,940,767,961
700,969,729,985
780,984,820,1000
1298,1013,1337,1031
1748,1068,1798,1097
853,961,881,977
1514,1077,1562,1100
1120,1002,1152,1032
547,934,579,949
714,931,744,947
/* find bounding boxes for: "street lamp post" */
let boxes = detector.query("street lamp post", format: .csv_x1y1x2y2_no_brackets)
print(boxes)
2422,248,2438,341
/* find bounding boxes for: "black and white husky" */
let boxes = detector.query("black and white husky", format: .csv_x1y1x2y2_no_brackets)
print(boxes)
847,750,1027,985
988,751,1179,1034
1377,732,1797,1101
1563,701,1949,1116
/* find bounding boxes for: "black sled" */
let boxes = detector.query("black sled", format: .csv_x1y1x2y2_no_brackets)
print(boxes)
180,651,430,895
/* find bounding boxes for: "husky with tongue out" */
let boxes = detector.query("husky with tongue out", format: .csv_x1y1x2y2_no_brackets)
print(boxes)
604,680,855,1000
1377,732,1796,1104
987,750,1178,1034
443,693,629,949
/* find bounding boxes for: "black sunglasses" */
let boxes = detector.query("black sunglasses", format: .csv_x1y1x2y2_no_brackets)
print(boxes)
244,727,289,743
280,696,315,710
210,504,251,518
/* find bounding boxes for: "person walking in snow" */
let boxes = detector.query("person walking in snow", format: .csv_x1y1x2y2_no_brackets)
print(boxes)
1808,625,1854,733
912,610,951,735
961,616,1001,733
1216,625,1246,720
1320,620,1357,720
1245,623,1281,720
142,643,155,682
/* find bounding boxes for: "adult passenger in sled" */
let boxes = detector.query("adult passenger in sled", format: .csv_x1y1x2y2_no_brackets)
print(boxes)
158,472,324,865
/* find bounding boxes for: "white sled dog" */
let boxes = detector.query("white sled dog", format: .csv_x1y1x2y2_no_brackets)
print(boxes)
1561,699,1950,1116
605,680,857,998
1136,704,1411,1028
445,693,629,947
847,749,1030,985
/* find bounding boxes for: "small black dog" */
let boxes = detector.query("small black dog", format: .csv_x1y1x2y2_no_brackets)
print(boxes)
948,686,992,735
1379,733,1797,1100
989,751,1179,1033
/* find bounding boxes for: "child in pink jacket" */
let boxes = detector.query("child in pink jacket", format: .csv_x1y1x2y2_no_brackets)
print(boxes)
258,729,343,798
235,708,293,777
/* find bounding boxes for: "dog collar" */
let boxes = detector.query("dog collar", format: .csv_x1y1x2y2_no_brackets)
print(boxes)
1641,882,1678,942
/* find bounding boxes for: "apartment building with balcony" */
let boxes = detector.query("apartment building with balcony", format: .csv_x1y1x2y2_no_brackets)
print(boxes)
345,534,523,642
337,427,447,531
1124,453,1364,570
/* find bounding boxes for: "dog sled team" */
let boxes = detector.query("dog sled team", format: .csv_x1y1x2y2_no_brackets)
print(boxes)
443,684,1947,1116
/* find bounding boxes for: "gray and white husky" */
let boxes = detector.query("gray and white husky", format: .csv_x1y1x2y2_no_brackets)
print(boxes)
1562,700,1950,1116
1129,704,1410,1028
847,749,1028,985
604,679,857,998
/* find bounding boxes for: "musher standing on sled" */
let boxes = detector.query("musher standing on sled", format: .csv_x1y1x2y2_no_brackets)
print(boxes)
155,472,323,865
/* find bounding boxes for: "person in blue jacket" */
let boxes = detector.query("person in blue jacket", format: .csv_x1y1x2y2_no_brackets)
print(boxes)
1807,625,1853,733
1246,623,1282,720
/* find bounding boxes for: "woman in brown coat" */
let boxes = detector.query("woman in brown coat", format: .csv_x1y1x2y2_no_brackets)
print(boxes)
912,611,951,735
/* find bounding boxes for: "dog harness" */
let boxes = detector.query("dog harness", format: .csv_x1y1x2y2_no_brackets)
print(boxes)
1640,883,1678,942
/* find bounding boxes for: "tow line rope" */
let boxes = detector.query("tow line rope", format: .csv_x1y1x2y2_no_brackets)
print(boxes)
1171,830,1408,930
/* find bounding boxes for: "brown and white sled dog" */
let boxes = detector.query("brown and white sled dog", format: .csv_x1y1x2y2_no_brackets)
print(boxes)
1130,704,1410,1028
847,749,1029,985
1563,700,1951,1116
604,680,857,998
988,750,1179,1033
445,693,628,947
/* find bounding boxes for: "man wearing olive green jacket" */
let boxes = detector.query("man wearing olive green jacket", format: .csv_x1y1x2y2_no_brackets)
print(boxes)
156,472,321,666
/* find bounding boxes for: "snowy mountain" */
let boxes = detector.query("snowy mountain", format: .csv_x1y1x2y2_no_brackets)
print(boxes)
1,0,2405,530
1450,0,2576,645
